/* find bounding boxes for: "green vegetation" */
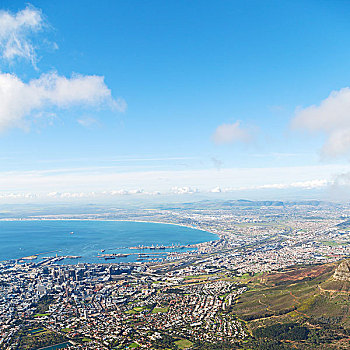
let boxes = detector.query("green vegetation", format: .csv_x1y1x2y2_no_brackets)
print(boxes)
133,307,144,312
184,274,212,280
321,240,341,246
253,323,309,341
33,313,50,317
125,309,137,314
61,328,72,333
175,339,193,349
82,337,92,342
125,306,148,314
227,262,350,348
28,328,45,334
232,264,335,321
12,323,68,349
152,334,178,349
152,306,168,313
31,294,54,315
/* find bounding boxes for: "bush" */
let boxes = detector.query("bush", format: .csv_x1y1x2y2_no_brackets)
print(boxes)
253,322,309,341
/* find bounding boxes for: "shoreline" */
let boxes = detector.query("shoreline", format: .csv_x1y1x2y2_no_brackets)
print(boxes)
0,217,218,237
0,218,219,263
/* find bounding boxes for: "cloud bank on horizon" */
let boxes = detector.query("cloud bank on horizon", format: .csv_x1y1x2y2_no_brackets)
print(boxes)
0,164,345,201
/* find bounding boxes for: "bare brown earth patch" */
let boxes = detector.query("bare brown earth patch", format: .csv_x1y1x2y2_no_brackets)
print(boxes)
259,263,336,286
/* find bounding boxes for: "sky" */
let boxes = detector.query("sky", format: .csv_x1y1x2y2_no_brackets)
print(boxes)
1,0,350,202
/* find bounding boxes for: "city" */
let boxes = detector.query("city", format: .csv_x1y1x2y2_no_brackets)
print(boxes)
1,1,350,349
1,200,350,349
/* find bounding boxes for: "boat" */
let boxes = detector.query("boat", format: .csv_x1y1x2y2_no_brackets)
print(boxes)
22,255,38,260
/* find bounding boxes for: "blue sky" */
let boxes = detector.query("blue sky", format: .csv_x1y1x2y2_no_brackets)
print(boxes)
1,1,350,201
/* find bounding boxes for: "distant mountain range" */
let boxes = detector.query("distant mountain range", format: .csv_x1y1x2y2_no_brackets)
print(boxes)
157,199,339,210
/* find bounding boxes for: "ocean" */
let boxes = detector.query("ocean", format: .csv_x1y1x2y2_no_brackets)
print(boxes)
0,220,216,264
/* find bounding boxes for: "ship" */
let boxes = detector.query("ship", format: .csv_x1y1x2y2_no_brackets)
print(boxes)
104,256,116,260
21,255,38,260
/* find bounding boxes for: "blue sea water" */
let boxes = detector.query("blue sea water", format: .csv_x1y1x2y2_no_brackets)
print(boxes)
0,220,216,264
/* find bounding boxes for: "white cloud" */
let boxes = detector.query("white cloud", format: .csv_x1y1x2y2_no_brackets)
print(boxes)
60,192,95,199
212,121,251,145
171,186,199,194
0,192,37,199
114,97,127,113
223,179,329,192
0,5,44,65
43,189,144,199
47,191,60,198
0,6,126,131
107,189,143,196
0,71,123,131
258,179,328,190
77,116,99,128
290,179,328,189
0,164,346,202
0,178,329,202
292,87,350,157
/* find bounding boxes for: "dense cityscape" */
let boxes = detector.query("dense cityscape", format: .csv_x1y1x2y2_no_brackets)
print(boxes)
1,200,350,349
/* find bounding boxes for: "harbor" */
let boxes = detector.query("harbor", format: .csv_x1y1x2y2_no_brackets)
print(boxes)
0,220,216,265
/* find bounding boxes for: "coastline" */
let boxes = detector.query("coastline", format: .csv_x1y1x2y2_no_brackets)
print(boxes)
0,219,219,263
0,217,219,237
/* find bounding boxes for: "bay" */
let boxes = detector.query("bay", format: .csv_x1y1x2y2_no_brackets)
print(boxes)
0,220,216,264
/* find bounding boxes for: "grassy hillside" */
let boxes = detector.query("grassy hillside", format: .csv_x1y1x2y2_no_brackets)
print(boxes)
229,262,350,349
